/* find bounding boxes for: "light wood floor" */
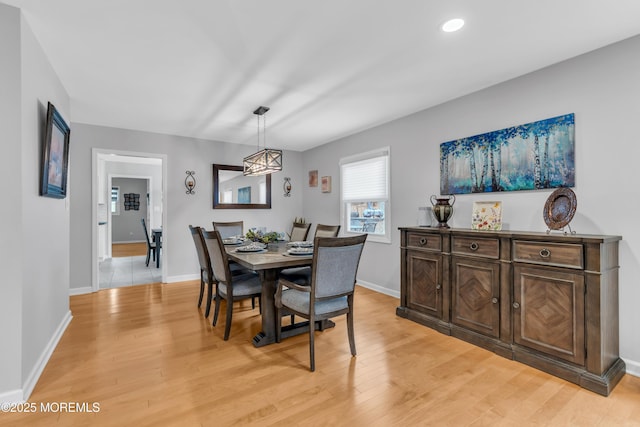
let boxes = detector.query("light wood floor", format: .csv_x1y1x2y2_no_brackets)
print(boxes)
112,242,147,257
2,282,639,427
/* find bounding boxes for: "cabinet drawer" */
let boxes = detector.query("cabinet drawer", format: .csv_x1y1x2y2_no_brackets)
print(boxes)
513,240,583,269
451,235,499,259
406,232,441,251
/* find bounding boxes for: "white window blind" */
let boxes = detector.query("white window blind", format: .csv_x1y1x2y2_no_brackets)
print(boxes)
341,151,388,202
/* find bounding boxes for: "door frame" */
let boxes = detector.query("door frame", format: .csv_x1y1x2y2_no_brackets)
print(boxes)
92,148,168,291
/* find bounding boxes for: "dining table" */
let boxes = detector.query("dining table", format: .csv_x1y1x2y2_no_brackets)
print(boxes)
226,241,332,347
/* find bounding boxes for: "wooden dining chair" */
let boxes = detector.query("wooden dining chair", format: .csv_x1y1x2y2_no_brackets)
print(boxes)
201,229,262,340
188,225,215,317
212,221,244,239
290,222,312,242
279,224,341,286
141,218,160,267
275,234,367,371
212,220,259,308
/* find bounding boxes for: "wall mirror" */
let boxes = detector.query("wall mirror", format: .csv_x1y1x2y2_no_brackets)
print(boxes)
212,164,272,209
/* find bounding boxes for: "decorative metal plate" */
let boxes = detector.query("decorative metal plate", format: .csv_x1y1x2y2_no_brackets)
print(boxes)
543,188,577,230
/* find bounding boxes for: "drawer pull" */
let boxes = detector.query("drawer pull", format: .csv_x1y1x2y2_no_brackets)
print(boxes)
539,248,551,258
419,237,427,245
436,284,441,290
491,297,498,304
513,302,520,309
469,242,479,251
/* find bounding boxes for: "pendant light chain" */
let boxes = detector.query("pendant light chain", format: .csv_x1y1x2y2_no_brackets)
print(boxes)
256,111,267,149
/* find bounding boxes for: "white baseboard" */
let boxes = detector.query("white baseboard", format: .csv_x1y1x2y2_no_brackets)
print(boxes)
69,286,94,296
22,310,72,401
356,279,400,299
166,273,199,283
0,389,23,404
112,240,146,244
623,357,640,378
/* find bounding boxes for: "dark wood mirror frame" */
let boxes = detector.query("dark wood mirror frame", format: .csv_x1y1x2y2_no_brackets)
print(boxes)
212,164,272,209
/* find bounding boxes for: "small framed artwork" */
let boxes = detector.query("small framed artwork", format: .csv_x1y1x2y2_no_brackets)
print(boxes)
321,176,331,193
472,201,502,231
40,102,70,199
309,170,318,187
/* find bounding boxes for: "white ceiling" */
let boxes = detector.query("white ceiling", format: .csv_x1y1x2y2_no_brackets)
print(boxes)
6,0,640,151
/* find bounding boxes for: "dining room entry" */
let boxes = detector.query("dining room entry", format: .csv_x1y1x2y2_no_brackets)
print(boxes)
93,151,166,291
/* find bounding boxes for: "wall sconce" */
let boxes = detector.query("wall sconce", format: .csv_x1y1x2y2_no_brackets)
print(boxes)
283,177,292,197
185,171,196,194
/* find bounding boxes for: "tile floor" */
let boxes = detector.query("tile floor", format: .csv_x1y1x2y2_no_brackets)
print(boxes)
99,256,162,289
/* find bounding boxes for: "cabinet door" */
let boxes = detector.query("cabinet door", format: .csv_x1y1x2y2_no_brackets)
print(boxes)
513,265,585,365
451,257,500,338
406,250,442,319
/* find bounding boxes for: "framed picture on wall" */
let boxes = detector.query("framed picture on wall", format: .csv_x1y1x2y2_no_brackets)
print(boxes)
309,170,318,187
321,176,331,193
40,102,70,199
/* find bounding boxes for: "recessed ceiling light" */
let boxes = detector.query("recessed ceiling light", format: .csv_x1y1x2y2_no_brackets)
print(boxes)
441,18,465,33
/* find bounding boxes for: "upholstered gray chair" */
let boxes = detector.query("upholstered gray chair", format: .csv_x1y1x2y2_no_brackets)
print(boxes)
279,224,341,286
290,222,312,242
275,234,367,371
202,229,262,341
212,221,244,239
188,225,215,317
212,220,259,307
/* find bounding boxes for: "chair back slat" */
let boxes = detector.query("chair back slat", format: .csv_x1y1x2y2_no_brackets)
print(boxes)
213,221,244,240
290,222,312,241
202,229,230,283
311,235,366,299
314,224,341,238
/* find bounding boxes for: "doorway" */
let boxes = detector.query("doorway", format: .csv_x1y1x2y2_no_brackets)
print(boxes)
100,177,161,288
92,149,167,291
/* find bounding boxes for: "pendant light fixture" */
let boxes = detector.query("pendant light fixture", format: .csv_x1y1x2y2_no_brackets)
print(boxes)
243,106,283,176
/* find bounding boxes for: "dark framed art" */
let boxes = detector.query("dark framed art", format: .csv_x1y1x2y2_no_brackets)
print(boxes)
40,102,70,198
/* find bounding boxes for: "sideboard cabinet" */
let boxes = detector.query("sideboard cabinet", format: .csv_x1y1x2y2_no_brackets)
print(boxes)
397,227,624,396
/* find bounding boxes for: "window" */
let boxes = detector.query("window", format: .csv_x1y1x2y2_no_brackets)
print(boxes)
340,147,390,243
111,186,120,215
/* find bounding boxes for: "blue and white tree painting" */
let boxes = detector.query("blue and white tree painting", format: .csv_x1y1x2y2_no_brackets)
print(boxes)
440,113,575,194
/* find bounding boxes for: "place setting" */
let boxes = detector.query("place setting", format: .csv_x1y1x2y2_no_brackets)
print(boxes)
234,242,267,253
286,241,313,248
284,242,314,257
223,235,246,246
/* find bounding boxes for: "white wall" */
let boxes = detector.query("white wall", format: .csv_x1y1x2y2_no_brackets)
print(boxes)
20,7,72,396
0,3,24,402
301,34,640,375
69,124,304,288
0,4,71,402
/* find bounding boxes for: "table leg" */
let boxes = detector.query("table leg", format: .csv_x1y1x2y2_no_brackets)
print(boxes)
252,269,278,347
